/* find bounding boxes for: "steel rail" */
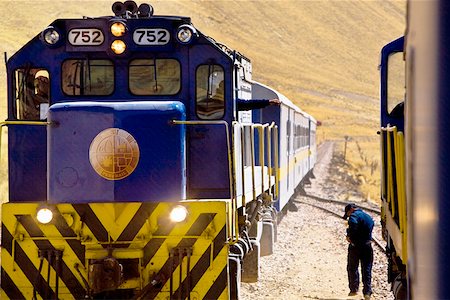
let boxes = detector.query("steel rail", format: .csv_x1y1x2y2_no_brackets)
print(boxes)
293,199,385,252
301,193,381,214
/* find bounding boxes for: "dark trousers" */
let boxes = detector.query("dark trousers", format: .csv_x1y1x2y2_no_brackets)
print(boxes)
347,242,373,295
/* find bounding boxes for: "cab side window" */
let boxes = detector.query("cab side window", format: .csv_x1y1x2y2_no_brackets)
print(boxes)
387,52,405,117
196,65,224,119
15,68,50,120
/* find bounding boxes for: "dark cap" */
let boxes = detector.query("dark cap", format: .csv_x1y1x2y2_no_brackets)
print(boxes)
342,203,357,220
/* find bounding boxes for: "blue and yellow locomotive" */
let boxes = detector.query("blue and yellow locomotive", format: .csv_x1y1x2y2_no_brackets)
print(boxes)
0,2,316,299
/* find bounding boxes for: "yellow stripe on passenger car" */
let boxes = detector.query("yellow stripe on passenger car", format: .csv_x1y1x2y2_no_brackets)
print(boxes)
278,147,312,181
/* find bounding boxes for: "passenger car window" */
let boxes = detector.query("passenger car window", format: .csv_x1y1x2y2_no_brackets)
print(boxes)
15,68,50,120
62,59,114,96
129,59,180,95
196,65,224,119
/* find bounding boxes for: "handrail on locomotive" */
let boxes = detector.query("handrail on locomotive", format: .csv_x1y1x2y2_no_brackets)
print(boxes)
171,119,279,244
0,120,49,162
0,119,280,247
380,125,407,263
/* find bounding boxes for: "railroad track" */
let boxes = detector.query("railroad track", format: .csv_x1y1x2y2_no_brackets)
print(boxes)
294,195,385,252
303,141,385,252
303,192,380,214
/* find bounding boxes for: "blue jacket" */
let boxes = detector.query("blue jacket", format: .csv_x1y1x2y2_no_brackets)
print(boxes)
346,209,374,245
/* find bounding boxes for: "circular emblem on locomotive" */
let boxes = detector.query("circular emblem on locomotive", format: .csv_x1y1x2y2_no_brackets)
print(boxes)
89,128,140,180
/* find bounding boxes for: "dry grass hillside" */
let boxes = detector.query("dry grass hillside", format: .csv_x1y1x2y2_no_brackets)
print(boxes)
0,0,406,202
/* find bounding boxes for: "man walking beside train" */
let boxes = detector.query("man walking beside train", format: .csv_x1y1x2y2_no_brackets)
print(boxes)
343,203,374,300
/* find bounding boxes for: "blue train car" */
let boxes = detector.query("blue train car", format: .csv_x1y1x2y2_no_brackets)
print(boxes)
0,2,316,299
251,82,316,211
380,1,450,299
379,36,407,299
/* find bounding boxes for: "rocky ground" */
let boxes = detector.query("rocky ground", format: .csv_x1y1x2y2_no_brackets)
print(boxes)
241,142,394,300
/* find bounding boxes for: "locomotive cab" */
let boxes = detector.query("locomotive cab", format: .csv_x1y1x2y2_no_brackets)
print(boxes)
5,4,237,203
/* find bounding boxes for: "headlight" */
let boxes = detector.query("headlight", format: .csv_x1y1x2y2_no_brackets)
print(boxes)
176,24,197,44
111,40,126,54
41,26,60,45
111,22,126,37
36,207,53,224
169,205,188,223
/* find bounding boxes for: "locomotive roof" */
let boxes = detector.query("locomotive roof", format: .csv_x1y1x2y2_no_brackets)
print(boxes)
6,1,248,66
47,15,242,60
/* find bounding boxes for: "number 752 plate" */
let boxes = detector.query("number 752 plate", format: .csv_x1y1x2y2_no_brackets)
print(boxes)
68,28,105,46
133,28,170,45
67,27,170,46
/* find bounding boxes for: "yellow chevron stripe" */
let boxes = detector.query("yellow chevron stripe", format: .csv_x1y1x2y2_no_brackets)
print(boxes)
2,200,230,299
140,209,201,284
2,251,34,299
142,201,227,280
218,287,228,300
146,202,170,236
88,203,141,241
161,216,228,295
2,246,76,300
35,232,88,293
1,205,83,299
195,246,229,299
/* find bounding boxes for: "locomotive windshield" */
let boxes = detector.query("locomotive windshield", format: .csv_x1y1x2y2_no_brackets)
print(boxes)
129,58,181,95
62,59,114,96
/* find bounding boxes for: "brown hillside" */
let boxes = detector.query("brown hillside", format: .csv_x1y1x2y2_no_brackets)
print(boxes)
0,0,406,200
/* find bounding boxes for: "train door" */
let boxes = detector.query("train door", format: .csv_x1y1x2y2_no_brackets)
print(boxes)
280,106,295,204
287,108,295,197
187,47,232,199
308,118,316,172
7,66,49,202
292,113,297,188
286,118,291,193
